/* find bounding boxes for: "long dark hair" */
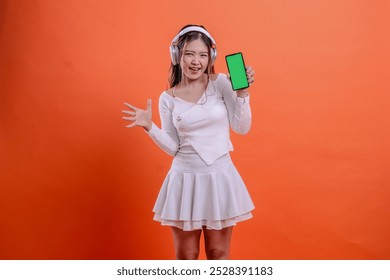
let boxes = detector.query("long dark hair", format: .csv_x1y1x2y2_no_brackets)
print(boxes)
168,24,216,88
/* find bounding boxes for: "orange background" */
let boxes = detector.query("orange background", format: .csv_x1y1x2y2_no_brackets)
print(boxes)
1,0,389,259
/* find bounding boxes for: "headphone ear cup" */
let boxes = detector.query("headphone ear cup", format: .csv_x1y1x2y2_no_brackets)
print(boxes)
210,48,217,65
170,45,179,65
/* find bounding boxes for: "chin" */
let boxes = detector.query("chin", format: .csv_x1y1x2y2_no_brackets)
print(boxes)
186,70,206,80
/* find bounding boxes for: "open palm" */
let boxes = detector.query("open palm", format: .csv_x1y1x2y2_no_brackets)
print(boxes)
122,99,152,131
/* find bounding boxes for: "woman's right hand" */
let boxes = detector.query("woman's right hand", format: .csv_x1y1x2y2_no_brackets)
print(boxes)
122,98,152,131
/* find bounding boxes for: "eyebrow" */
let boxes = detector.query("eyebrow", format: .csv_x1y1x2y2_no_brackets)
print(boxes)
185,49,209,54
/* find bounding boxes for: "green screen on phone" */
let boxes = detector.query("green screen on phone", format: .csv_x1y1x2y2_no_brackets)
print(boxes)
225,52,249,91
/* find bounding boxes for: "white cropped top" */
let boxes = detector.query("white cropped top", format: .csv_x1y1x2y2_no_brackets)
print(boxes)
146,73,252,165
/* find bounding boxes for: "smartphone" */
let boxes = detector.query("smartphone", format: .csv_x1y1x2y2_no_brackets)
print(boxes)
225,52,249,91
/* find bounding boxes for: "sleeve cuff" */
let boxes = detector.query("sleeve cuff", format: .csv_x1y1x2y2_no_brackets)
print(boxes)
144,122,157,136
236,94,250,104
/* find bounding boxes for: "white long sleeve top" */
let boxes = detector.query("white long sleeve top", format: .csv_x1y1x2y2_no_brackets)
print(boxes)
146,73,252,165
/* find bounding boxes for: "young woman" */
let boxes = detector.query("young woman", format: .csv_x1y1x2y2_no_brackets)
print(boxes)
122,24,255,260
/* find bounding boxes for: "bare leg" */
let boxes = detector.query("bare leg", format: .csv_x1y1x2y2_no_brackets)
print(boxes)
171,226,202,260
203,226,233,260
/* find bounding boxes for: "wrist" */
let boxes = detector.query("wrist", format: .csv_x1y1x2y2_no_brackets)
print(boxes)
237,90,249,98
144,121,152,132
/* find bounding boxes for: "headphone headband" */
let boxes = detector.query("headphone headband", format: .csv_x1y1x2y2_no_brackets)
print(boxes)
171,26,216,47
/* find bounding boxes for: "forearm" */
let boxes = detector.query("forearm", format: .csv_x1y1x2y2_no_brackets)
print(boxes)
145,123,179,156
230,94,252,134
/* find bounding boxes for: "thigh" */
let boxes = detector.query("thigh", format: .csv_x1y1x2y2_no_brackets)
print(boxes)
203,226,233,246
171,227,202,259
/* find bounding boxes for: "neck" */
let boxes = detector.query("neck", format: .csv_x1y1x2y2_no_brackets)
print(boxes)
179,73,208,89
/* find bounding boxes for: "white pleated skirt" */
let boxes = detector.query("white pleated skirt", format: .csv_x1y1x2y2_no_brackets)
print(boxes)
153,150,255,231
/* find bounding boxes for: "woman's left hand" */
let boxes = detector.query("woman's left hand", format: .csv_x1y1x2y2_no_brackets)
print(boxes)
246,65,255,86
237,65,255,97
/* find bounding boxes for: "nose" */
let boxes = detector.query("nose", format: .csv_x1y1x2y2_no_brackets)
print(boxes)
191,55,200,65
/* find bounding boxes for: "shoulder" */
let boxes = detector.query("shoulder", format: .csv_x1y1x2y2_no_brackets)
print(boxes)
160,90,173,100
210,73,227,81
211,73,231,92
159,91,174,108
164,88,174,96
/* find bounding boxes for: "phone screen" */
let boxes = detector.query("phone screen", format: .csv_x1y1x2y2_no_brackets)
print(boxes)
225,52,249,91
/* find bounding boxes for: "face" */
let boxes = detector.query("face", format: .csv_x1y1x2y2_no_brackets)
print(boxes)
180,38,209,81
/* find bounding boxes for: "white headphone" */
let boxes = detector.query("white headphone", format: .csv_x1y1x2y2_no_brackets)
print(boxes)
170,26,217,66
